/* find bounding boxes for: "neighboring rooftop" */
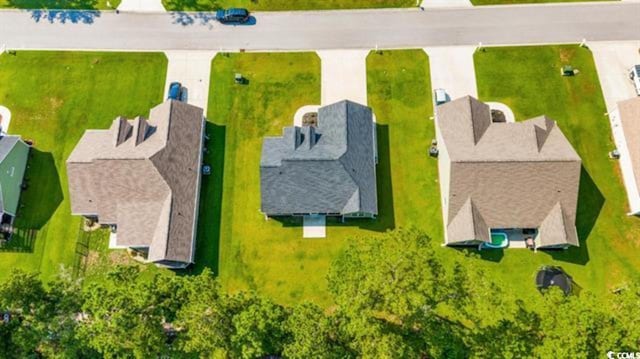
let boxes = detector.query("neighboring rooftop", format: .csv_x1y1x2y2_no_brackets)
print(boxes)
615,97,640,215
437,96,581,248
260,100,377,216
0,135,30,217
67,100,205,267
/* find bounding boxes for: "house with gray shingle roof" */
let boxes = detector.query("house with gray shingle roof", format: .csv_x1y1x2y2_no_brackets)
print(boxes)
260,100,378,219
66,100,205,269
0,134,29,228
436,96,581,249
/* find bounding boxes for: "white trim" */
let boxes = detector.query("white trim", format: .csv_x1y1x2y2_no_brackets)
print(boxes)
189,115,206,264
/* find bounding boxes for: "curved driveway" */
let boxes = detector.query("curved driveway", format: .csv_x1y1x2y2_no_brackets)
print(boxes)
0,2,638,52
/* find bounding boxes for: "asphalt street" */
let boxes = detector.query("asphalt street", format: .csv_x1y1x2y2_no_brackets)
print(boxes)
0,2,638,51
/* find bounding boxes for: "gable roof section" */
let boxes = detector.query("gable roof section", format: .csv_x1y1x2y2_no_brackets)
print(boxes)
537,202,579,247
260,100,377,215
446,197,490,244
66,100,204,266
438,96,581,247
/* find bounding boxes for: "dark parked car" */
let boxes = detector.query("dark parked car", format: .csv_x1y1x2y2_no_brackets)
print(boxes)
216,8,250,24
167,82,182,100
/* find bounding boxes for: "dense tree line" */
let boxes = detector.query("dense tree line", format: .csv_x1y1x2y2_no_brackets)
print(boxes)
0,228,637,358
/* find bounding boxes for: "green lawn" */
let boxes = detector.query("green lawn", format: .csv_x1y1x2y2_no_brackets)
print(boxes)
162,0,412,11
473,45,640,296
0,0,118,9
0,51,166,282
197,50,433,305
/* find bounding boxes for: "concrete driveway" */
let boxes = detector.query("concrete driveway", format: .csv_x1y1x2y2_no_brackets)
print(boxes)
164,51,217,111
424,46,478,102
590,41,640,112
317,50,369,105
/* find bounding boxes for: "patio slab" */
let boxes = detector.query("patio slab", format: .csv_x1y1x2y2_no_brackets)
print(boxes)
303,215,326,238
317,50,369,105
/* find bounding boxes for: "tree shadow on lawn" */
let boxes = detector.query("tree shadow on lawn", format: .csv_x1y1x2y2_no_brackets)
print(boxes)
9,0,102,24
270,124,396,233
548,166,603,265
0,149,63,253
189,122,226,275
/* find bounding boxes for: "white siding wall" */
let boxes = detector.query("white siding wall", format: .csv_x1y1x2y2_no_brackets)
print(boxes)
435,116,452,243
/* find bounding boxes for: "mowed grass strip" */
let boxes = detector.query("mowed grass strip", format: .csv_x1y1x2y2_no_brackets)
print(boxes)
474,45,640,295
163,0,413,11
0,51,166,282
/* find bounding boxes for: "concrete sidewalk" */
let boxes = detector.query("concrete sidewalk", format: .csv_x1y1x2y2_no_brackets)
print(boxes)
303,215,326,238
424,46,478,101
163,51,217,112
117,0,165,12
590,41,640,113
317,50,369,105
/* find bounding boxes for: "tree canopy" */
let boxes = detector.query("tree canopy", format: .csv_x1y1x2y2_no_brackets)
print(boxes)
0,228,636,358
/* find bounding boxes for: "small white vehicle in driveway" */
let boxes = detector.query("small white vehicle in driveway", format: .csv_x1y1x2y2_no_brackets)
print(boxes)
631,65,640,96
434,88,448,106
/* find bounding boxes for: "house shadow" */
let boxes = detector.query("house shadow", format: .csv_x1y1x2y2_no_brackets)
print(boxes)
332,124,395,232
189,122,226,275
271,124,396,233
549,166,603,265
1,149,63,253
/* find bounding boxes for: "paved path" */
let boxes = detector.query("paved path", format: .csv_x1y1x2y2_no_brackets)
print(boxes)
424,46,478,101
317,50,369,105
163,51,216,111
590,41,640,113
422,0,472,8
0,106,11,132
0,3,638,51
117,0,165,12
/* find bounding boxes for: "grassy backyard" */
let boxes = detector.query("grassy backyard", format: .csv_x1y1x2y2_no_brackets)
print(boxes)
162,0,413,11
473,45,640,296
0,51,166,282
197,50,433,305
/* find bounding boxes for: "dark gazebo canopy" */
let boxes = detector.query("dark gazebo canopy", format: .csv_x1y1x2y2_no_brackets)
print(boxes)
535,266,572,295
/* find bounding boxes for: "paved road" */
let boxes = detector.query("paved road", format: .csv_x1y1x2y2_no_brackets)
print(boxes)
0,2,638,52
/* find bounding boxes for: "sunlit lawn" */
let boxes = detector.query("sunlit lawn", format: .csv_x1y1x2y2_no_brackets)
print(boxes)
0,51,166,282
473,45,640,297
198,51,434,305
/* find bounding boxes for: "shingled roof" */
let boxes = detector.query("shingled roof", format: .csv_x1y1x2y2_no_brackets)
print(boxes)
67,100,205,267
615,97,640,215
437,96,581,248
260,100,377,216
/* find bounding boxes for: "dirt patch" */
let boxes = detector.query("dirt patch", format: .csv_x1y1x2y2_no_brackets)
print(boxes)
302,112,318,126
48,97,64,111
559,48,575,63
